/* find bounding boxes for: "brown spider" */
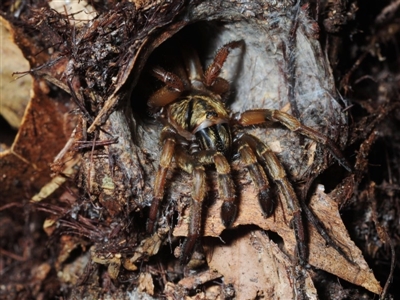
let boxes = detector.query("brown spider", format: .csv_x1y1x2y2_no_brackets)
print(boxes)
146,41,352,265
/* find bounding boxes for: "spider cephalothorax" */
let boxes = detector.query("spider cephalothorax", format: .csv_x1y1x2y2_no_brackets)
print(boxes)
146,41,352,264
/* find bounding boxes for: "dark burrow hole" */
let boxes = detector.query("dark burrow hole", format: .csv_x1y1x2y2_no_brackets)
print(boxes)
312,162,350,194
0,114,18,149
126,15,395,298
131,21,239,120
367,137,394,185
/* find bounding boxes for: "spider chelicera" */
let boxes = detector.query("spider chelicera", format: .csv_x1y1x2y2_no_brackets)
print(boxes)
146,40,352,265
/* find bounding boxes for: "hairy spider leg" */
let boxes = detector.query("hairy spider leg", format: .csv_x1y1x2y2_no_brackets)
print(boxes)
174,147,206,265
147,128,236,263
179,41,238,97
240,134,307,264
236,139,274,216
203,41,243,96
146,66,191,232
194,150,237,227
147,128,177,233
237,109,353,172
237,109,354,264
148,67,185,108
204,41,242,87
174,148,236,264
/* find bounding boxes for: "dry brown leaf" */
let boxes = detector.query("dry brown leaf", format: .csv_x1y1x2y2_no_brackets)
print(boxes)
164,280,227,300
177,269,222,291
205,230,318,300
31,157,80,203
174,184,382,295
138,272,155,296
0,16,76,202
31,262,51,282
59,251,90,285
127,227,168,264
48,0,96,24
0,17,32,129
0,79,75,203
91,246,122,280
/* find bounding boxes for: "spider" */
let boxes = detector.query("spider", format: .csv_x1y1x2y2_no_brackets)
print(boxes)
146,40,352,265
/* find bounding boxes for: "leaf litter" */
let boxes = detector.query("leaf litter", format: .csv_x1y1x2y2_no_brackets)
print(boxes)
174,184,382,296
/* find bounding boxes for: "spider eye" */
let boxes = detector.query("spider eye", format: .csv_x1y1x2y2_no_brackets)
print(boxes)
206,111,218,119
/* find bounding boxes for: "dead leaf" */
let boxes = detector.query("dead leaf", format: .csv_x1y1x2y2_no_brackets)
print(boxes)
0,77,75,203
91,246,122,280
30,156,80,203
58,251,91,285
0,17,32,129
138,272,155,296
205,230,318,300
31,262,51,282
127,227,168,264
177,269,222,291
174,184,382,295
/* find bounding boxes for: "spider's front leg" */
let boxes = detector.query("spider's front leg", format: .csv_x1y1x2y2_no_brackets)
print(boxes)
146,69,186,232
147,127,177,234
236,137,275,216
193,150,237,227
203,40,243,96
237,109,352,172
174,148,236,264
146,126,209,265
239,134,308,264
236,110,354,265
